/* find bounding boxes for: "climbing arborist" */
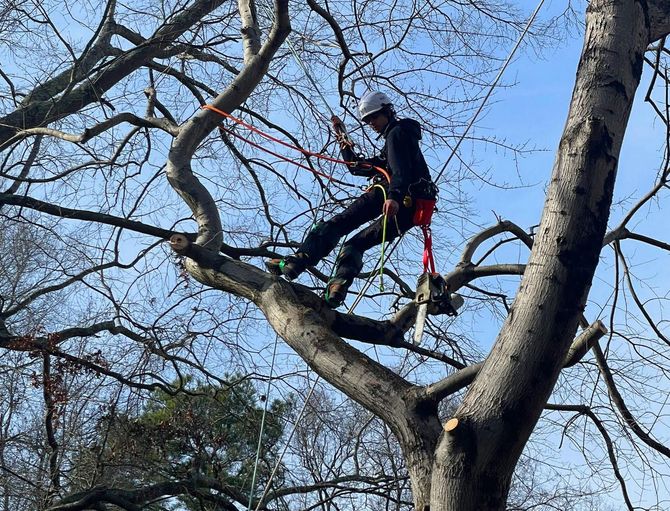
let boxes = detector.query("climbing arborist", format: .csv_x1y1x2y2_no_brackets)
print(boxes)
267,91,437,308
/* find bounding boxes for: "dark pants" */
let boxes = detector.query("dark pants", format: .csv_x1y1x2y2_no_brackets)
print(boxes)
298,187,416,287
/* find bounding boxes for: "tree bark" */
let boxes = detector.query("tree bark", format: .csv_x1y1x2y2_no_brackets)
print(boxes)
431,1,650,509
166,0,290,247
176,245,443,508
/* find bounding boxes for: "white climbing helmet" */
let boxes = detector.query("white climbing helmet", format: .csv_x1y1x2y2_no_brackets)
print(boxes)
358,91,393,120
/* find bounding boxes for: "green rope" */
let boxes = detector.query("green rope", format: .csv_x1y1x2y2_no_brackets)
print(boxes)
247,333,279,511
251,2,549,504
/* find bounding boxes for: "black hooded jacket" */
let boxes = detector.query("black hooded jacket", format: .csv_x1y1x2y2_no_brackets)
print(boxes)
341,118,435,203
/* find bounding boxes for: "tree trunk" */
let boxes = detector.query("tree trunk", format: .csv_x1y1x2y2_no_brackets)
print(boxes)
431,1,650,509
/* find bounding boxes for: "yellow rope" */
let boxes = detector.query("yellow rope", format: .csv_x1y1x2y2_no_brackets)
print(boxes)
372,184,388,291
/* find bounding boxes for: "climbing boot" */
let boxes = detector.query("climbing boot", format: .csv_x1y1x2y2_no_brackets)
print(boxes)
265,258,283,276
324,278,348,309
265,253,308,281
281,254,308,280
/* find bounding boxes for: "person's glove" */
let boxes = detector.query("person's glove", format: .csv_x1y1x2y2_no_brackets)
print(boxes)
331,115,354,149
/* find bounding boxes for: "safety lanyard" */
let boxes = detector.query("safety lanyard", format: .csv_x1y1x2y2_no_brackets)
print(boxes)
421,224,436,274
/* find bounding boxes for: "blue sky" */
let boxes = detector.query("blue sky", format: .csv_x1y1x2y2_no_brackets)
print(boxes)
471,5,666,232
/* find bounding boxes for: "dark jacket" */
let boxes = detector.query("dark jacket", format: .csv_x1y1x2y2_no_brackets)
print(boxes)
341,118,435,203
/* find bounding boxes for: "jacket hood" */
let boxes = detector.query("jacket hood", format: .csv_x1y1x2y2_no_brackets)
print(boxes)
383,118,422,140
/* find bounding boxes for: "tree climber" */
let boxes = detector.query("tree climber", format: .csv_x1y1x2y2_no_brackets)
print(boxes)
267,91,438,308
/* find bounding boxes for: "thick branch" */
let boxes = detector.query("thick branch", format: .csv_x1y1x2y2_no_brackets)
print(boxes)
648,0,670,43
20,1,116,106
441,220,531,291
169,234,442,501
563,320,608,367
12,113,179,146
167,0,291,247
0,0,228,148
458,220,533,266
423,321,607,401
444,263,526,292
431,5,650,507
47,476,243,511
170,235,449,350
592,343,670,458
238,0,262,62
0,193,178,242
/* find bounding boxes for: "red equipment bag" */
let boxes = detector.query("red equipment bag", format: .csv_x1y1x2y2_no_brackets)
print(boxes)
413,198,436,226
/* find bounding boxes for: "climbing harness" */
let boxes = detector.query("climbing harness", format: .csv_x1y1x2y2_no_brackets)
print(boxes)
205,105,397,299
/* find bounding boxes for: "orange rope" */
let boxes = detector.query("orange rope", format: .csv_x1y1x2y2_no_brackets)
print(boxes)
216,122,353,185
202,104,392,184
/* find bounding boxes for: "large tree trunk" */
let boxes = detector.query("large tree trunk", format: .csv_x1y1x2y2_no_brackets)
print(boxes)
430,2,650,509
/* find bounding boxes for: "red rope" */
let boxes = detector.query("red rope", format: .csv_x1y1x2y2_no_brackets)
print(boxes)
216,123,353,185
421,225,436,274
202,104,392,184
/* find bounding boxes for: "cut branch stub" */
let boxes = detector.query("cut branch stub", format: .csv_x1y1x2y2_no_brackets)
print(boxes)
563,320,608,368
169,234,190,254
444,418,459,433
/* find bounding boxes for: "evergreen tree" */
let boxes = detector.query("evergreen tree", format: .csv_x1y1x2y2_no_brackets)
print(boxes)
71,378,290,510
